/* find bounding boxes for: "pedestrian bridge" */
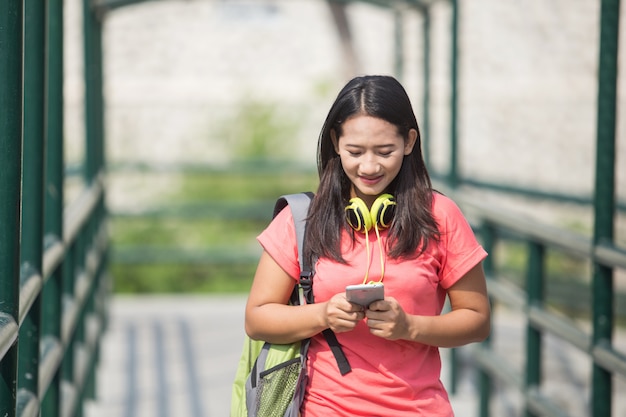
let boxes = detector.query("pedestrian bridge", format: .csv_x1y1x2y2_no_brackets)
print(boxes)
1,1,625,416
84,295,626,417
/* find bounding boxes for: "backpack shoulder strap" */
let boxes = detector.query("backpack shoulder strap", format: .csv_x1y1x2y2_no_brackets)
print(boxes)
272,192,352,376
273,192,314,274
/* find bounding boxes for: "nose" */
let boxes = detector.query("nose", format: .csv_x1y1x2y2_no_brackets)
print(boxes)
359,154,380,175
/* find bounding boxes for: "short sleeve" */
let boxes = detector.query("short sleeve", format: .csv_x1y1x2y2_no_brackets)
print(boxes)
433,193,488,289
256,205,301,281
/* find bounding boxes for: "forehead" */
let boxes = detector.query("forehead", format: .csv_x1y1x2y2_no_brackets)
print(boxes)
338,115,400,142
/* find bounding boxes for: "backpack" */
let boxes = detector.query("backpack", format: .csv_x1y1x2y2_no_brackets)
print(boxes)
230,193,350,417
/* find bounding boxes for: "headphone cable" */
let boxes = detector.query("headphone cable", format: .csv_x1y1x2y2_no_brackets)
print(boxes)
361,224,385,285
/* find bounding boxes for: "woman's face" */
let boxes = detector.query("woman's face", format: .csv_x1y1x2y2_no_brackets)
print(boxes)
331,115,417,207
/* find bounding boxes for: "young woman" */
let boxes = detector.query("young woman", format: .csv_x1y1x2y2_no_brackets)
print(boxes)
245,75,490,416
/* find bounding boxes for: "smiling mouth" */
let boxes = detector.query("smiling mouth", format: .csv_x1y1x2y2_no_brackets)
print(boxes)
360,176,383,185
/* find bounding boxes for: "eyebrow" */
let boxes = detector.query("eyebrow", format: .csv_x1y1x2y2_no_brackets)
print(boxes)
344,143,396,149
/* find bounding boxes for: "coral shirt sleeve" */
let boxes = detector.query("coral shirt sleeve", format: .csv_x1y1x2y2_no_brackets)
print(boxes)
434,193,488,289
256,205,301,281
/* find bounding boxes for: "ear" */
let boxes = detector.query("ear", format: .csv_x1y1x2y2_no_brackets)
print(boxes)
330,129,340,154
404,129,418,155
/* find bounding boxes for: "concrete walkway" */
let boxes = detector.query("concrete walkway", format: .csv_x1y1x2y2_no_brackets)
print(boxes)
85,295,625,417
86,295,247,417
85,295,479,416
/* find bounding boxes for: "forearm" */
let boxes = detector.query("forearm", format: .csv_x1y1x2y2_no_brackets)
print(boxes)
245,302,329,344
407,262,491,347
406,308,490,348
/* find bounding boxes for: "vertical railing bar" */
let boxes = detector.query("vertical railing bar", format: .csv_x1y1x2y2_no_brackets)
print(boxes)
38,336,63,400
591,0,620,416
18,272,43,327
479,222,496,417
61,244,75,389
43,241,66,282
448,0,459,188
19,0,47,407
41,0,65,414
63,178,104,246
84,0,105,185
0,1,24,416
75,234,87,357
94,3,106,179
77,0,108,412
85,210,107,400
524,241,544,417
88,0,108,408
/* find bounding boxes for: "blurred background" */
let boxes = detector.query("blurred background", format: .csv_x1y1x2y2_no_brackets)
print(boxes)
7,0,617,416
62,0,625,295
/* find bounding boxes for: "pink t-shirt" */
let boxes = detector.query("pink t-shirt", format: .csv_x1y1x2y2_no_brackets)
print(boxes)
257,192,487,416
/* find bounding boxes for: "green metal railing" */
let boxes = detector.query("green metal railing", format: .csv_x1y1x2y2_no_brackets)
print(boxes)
2,0,623,416
1,0,108,416
96,2,626,416
444,1,625,416
442,184,626,417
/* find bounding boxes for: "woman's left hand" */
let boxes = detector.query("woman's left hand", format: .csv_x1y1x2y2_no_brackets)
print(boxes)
364,297,410,340
365,264,491,346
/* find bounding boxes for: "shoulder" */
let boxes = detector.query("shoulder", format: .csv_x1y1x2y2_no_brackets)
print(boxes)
431,191,464,218
266,203,296,237
430,191,475,235
257,204,300,279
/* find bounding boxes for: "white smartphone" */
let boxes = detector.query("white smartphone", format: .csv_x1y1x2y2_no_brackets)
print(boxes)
345,283,384,307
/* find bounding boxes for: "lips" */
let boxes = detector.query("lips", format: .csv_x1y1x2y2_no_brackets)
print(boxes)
359,176,383,186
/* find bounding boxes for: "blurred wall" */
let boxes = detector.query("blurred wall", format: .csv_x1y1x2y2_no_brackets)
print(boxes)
62,0,625,230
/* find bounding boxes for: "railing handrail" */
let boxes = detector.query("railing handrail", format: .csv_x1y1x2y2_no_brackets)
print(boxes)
442,181,626,417
438,183,626,269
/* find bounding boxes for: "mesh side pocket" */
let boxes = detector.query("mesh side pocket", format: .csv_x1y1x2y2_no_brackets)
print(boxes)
255,358,302,417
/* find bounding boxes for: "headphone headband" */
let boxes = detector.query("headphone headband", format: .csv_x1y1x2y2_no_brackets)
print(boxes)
345,194,396,233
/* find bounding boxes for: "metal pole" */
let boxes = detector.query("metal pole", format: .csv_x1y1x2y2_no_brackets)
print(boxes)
0,1,24,416
82,0,107,409
592,0,620,416
524,242,544,417
41,0,65,415
84,0,105,183
448,0,459,188
478,223,495,417
19,0,47,406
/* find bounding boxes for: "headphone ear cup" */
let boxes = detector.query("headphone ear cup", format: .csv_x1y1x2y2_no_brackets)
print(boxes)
370,194,396,230
345,198,373,232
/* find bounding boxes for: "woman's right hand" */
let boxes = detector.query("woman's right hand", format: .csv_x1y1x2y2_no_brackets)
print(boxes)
324,293,365,333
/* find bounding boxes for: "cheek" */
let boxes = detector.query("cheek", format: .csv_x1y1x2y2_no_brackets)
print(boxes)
339,155,357,174
385,156,404,174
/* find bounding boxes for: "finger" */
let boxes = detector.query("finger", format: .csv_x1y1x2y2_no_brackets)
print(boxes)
333,318,361,333
347,302,365,312
365,309,384,320
344,310,364,322
365,301,381,312
344,301,364,310
365,316,381,328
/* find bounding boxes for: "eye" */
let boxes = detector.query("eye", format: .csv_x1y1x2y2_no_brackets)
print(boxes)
377,147,395,156
346,147,363,156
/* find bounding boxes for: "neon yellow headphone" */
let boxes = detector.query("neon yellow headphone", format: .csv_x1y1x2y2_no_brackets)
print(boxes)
345,194,396,284
345,193,396,233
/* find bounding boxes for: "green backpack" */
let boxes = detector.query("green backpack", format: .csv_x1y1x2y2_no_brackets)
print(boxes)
230,193,350,417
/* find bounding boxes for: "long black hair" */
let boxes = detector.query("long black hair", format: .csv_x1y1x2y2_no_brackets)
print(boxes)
305,75,439,264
